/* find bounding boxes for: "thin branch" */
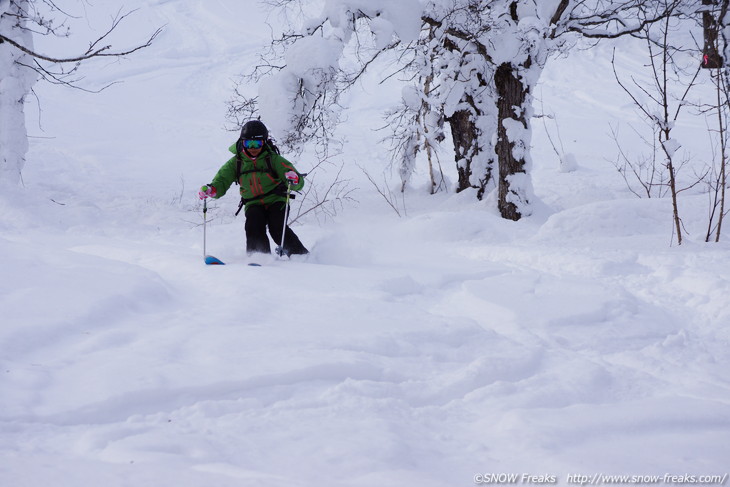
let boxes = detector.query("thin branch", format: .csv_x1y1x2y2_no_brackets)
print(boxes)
0,9,161,64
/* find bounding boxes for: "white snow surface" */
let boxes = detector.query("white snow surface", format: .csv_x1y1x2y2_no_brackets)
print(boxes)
2,1,729,486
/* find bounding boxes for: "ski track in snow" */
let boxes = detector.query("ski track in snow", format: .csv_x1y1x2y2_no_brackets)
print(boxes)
3,197,729,486
2,1,730,486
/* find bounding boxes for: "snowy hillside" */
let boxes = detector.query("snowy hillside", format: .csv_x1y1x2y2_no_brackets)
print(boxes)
1,1,729,486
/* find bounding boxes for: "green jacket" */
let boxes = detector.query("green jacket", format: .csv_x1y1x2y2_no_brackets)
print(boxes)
210,142,304,210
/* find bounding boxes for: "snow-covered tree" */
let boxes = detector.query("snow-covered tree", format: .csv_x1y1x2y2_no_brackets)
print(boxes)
701,0,730,241
0,1,159,185
237,0,682,220
0,0,35,184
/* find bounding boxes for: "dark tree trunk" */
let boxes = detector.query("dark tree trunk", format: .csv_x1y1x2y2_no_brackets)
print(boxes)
446,108,478,193
446,106,494,198
495,62,529,221
702,0,724,68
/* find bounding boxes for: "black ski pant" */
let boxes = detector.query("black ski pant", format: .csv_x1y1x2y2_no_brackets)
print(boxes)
244,202,308,256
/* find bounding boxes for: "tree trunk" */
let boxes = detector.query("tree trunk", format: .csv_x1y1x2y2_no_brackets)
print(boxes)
0,0,35,184
495,62,529,221
447,108,478,193
703,0,724,68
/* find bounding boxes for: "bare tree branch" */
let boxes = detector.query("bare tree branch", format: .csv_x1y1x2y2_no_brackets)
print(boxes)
0,20,161,64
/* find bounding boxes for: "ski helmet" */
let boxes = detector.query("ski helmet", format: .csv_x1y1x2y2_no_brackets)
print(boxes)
240,120,268,141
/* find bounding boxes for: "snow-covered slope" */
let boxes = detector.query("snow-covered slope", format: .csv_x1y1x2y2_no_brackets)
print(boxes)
2,1,729,486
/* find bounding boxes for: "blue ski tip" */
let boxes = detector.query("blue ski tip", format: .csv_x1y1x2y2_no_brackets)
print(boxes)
205,255,225,265
248,263,262,267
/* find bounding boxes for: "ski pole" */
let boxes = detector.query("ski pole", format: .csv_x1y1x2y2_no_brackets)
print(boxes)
203,197,225,265
277,181,293,257
203,197,208,258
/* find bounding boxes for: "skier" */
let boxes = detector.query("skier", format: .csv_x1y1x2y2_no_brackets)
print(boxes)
198,120,309,257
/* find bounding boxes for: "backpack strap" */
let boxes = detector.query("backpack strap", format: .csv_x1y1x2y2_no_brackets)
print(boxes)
238,156,276,177
233,150,287,216
235,185,296,216
235,141,277,184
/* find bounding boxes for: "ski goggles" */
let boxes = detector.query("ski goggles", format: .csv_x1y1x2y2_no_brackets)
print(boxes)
242,139,264,150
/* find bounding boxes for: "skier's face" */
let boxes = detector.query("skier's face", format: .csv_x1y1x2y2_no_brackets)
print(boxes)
243,139,264,157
